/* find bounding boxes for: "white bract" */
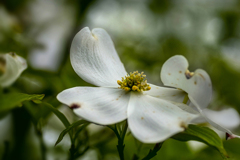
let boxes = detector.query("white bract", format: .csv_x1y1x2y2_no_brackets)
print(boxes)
57,27,198,143
0,52,27,87
161,55,240,139
192,108,240,129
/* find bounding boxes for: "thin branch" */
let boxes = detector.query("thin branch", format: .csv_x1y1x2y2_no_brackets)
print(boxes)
142,143,163,160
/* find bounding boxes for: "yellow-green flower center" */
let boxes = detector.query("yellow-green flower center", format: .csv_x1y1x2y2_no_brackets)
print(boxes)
117,71,151,92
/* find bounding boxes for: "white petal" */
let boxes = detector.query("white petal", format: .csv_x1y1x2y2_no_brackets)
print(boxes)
203,108,240,129
0,53,27,87
170,102,199,115
191,98,240,139
127,93,197,143
161,55,188,88
145,84,187,103
57,87,129,125
70,27,127,87
161,55,212,109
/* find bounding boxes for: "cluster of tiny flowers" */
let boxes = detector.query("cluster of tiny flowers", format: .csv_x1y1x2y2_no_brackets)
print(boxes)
117,71,151,92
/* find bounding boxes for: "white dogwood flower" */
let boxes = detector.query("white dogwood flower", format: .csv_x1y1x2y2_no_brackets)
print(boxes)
0,52,27,87
57,27,198,143
161,55,240,139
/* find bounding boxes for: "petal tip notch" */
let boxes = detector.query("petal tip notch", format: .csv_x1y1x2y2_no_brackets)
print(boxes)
76,26,98,41
91,32,98,40
185,70,194,79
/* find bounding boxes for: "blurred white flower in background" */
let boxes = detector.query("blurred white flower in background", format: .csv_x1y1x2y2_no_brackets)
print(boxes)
27,0,75,71
86,0,157,39
221,39,240,71
43,106,75,160
0,6,18,37
0,114,14,156
0,52,27,87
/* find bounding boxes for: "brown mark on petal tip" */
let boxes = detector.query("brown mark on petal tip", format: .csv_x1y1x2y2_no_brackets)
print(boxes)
226,133,230,140
198,73,205,80
180,122,187,130
153,111,156,113
141,117,144,120
194,81,197,85
168,73,171,75
226,133,236,140
179,71,182,73
70,103,81,109
9,52,16,57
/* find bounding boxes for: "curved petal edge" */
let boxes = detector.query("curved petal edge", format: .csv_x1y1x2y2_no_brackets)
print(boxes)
57,87,129,125
70,27,127,87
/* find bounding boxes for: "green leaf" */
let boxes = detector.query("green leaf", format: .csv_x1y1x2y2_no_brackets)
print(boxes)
0,93,44,113
25,101,76,145
40,102,75,144
172,124,229,159
55,119,89,146
73,123,90,142
142,143,163,160
41,102,71,129
24,101,49,126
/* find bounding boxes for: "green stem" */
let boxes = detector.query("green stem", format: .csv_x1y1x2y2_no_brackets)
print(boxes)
69,123,89,160
69,144,76,160
73,123,89,142
142,142,163,160
182,94,189,104
108,125,120,139
117,121,128,160
33,123,46,160
108,121,128,160
121,120,128,138
74,146,89,158
2,141,9,160
132,154,139,160
0,86,3,95
38,130,46,160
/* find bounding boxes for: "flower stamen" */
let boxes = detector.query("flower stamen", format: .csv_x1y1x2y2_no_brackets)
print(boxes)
117,71,151,92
